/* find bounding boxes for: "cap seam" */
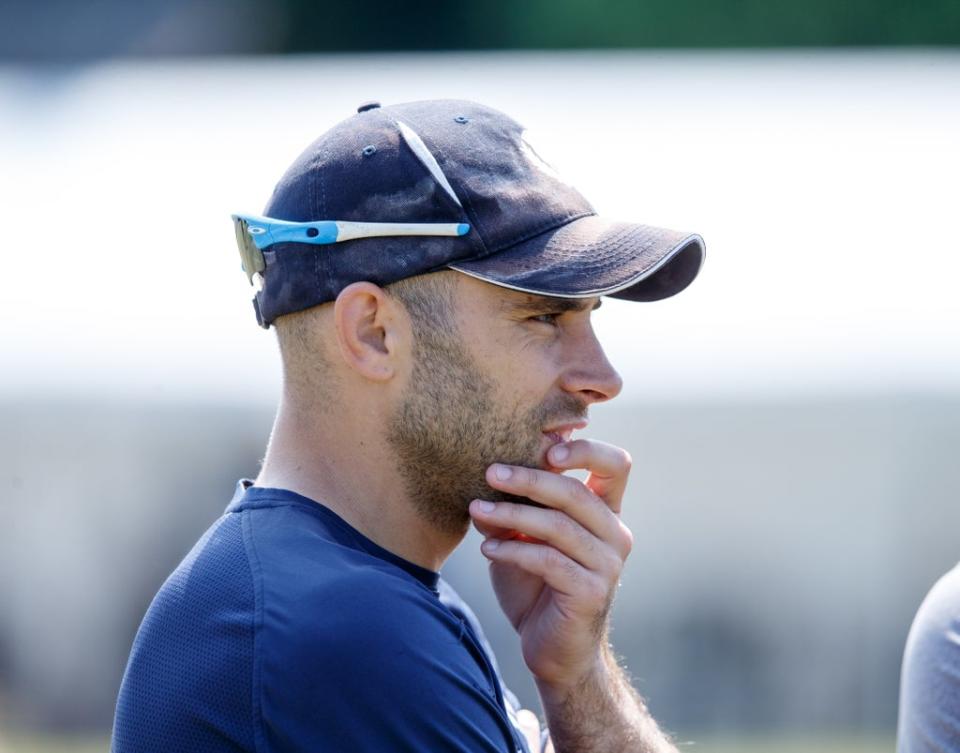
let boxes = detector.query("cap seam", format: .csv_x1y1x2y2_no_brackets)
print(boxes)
409,116,491,256
315,150,329,291
431,151,490,256
487,209,596,257
455,186,489,255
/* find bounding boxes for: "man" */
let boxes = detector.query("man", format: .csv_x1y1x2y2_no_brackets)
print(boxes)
897,564,960,751
112,99,705,752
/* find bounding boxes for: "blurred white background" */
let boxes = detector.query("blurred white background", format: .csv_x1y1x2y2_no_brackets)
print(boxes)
4,51,958,403
2,51,959,748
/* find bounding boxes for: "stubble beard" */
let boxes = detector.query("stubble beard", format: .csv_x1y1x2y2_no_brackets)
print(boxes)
386,329,585,537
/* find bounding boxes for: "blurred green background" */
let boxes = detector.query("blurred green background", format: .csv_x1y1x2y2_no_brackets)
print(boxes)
1,0,958,61
277,0,960,51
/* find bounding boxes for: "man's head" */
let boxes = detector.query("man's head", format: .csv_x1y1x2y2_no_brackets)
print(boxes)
237,98,703,534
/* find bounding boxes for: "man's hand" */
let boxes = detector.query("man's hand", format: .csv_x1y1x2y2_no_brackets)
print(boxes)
470,440,677,753
468,438,634,689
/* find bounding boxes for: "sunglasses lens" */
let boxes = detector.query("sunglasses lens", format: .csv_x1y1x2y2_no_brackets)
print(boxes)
233,217,265,285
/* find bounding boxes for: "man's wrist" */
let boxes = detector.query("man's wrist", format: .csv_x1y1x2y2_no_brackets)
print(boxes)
533,646,613,706
533,645,676,753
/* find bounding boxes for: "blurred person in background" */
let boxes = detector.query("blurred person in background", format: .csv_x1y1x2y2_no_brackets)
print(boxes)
111,99,705,752
897,564,960,751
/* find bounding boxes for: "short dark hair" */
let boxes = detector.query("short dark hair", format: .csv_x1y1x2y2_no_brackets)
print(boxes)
386,271,458,340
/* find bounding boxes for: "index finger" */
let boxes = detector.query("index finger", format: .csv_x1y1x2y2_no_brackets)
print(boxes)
470,512,547,545
547,438,632,514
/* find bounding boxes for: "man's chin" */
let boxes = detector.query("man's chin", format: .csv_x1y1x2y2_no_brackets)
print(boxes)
474,439,546,505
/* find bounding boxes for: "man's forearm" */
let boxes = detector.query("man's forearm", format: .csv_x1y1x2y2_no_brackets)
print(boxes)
536,644,677,753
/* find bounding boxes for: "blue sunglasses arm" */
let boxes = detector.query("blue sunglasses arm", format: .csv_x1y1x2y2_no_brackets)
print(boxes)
237,215,340,249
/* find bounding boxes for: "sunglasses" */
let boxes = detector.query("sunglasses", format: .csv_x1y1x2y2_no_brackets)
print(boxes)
232,214,470,285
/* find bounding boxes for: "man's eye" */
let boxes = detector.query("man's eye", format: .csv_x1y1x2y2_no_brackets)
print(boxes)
530,312,561,326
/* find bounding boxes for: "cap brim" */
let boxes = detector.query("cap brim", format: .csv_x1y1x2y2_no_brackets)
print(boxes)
447,215,704,302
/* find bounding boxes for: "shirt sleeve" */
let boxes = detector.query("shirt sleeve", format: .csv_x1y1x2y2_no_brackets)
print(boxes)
438,578,541,753
256,573,523,753
897,563,960,753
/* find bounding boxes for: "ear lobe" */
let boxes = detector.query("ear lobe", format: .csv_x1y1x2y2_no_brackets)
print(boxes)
333,282,402,382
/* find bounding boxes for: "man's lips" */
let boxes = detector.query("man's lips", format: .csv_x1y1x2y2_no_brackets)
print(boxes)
541,420,588,444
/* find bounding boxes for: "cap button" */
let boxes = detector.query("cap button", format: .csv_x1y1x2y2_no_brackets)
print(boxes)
357,101,381,113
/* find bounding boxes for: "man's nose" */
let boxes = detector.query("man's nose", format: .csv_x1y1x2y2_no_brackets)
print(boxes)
559,331,623,404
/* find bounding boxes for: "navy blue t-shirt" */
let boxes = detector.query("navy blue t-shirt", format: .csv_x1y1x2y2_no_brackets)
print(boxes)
112,481,533,753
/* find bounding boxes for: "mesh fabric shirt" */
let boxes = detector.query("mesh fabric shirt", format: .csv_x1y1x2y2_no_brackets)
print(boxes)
897,562,960,753
112,481,532,753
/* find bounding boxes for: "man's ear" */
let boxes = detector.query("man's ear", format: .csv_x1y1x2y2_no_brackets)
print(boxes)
333,282,408,382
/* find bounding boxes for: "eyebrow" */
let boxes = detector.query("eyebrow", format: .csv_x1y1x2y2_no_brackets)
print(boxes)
509,294,603,314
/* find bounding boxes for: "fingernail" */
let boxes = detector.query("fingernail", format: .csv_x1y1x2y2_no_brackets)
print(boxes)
483,539,500,552
494,464,512,481
476,500,496,513
551,444,570,462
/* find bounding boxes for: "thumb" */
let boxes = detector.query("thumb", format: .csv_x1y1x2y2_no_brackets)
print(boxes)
516,708,542,752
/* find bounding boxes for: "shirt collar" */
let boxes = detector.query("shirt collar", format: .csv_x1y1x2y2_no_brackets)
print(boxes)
224,478,440,591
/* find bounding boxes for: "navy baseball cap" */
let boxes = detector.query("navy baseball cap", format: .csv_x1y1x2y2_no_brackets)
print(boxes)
233,99,705,328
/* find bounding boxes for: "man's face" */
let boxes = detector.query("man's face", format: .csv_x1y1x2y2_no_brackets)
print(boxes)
386,274,622,536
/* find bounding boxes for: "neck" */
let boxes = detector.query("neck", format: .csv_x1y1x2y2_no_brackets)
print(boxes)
254,396,464,573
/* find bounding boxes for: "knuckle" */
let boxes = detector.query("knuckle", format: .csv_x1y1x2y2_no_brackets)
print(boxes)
563,556,582,583
500,502,522,523
520,467,539,488
618,521,635,556
617,448,633,472
601,551,624,579
571,480,595,507
552,510,576,538
585,576,610,606
543,546,567,572
549,511,597,557
573,521,597,553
